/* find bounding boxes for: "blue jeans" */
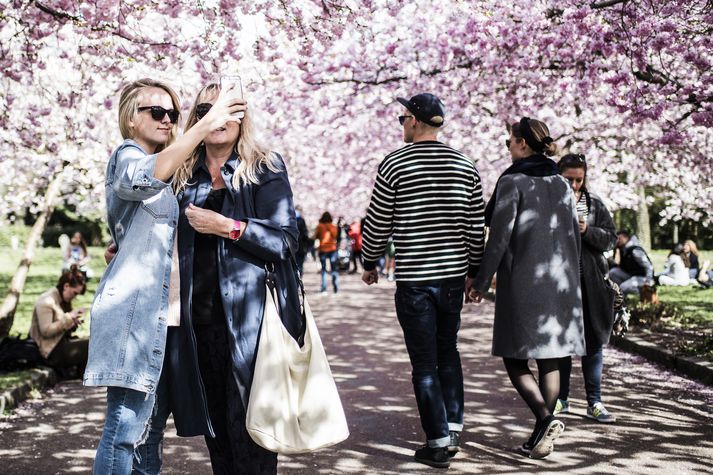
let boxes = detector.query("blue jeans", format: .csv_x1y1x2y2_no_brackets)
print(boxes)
394,280,465,448
559,347,604,406
319,251,339,292
94,387,156,475
133,367,171,475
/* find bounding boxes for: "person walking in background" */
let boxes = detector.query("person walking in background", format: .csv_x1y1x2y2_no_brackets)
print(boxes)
468,118,585,459
348,218,364,274
655,243,690,286
314,211,339,293
362,93,485,468
84,77,244,474
608,230,654,296
30,265,88,376
555,153,618,424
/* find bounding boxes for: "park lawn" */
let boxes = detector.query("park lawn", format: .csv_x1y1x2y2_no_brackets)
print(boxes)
0,246,107,339
648,249,713,326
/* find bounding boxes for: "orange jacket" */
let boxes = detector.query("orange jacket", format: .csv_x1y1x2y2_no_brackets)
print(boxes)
315,222,338,253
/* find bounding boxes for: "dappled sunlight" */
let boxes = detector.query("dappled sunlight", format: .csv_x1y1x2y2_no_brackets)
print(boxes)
1,261,711,473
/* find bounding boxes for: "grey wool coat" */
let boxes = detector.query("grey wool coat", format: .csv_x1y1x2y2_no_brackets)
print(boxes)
473,173,586,359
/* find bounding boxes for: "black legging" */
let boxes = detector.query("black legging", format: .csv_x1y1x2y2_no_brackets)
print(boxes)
503,358,559,423
194,322,277,475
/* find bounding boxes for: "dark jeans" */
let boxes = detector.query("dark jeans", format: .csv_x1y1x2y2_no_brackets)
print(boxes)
46,336,88,374
559,347,604,406
394,280,465,447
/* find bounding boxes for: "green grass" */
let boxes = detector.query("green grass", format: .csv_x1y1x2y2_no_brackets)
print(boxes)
0,369,34,392
648,249,713,326
0,246,107,339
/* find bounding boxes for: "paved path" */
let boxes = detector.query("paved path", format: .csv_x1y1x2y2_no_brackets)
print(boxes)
2,261,712,474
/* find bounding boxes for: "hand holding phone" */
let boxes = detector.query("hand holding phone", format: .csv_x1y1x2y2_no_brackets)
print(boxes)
220,75,245,119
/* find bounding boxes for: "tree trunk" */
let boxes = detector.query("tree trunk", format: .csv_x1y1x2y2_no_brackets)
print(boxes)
0,172,65,337
636,185,652,252
672,222,679,245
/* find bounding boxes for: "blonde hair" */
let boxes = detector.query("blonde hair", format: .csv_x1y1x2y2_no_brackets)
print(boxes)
173,83,280,194
684,239,699,256
510,118,560,157
118,78,181,152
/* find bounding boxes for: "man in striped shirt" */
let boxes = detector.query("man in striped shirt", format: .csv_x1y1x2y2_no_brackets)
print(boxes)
361,93,485,468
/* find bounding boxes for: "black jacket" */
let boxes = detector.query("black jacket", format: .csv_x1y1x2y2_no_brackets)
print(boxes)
581,191,617,349
168,152,300,437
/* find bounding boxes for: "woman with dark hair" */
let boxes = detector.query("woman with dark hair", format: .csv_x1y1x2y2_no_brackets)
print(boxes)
554,153,618,424
314,211,339,293
468,117,584,459
30,265,88,373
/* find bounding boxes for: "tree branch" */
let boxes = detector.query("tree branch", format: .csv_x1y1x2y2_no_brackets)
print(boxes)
591,0,629,9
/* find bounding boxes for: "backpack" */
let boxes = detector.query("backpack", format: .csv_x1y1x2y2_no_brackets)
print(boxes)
0,336,44,371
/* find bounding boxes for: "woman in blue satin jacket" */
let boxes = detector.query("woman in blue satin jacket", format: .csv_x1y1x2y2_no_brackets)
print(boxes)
137,83,301,475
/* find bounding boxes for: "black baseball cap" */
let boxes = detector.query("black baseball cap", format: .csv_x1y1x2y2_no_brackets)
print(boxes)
396,93,445,127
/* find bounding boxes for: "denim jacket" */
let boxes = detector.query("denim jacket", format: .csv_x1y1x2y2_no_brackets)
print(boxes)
83,139,178,394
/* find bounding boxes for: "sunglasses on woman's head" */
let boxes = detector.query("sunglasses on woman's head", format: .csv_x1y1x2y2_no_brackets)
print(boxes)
137,106,179,124
195,103,213,120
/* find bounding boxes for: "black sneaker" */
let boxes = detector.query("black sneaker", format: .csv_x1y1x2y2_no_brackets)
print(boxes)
519,424,538,456
529,415,565,459
414,445,450,468
447,431,460,457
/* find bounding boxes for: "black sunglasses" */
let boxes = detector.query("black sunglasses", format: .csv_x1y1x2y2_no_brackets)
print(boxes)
195,102,213,120
137,106,179,124
563,154,586,164
398,115,414,125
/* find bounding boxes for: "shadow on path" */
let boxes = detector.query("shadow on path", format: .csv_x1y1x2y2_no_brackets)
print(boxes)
1,261,712,474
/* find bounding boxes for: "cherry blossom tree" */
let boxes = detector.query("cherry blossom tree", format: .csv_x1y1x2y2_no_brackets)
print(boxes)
1,0,711,224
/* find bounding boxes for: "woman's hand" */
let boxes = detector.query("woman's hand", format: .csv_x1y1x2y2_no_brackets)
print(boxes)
200,86,247,129
186,203,234,237
104,242,117,264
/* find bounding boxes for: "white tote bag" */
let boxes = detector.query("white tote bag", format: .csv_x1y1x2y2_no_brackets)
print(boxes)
246,282,349,454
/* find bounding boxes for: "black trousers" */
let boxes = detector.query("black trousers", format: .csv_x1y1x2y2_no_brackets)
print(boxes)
194,322,277,475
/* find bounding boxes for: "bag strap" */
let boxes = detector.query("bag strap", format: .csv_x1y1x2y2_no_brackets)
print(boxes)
263,234,307,345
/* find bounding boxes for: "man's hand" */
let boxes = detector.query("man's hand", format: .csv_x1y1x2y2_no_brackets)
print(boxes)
465,278,484,303
186,203,233,236
104,242,117,264
465,277,475,303
362,269,379,285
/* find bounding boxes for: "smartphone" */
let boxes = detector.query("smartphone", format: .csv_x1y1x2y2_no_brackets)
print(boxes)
220,75,245,119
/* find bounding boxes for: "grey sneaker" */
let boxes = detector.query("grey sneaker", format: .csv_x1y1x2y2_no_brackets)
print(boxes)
554,398,570,415
586,402,616,423
529,415,565,459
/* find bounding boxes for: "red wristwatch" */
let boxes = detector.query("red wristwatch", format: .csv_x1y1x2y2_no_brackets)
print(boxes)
229,220,242,240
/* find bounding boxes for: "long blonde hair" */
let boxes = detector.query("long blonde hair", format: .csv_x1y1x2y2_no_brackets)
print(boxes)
173,83,280,193
118,78,180,152
684,239,700,256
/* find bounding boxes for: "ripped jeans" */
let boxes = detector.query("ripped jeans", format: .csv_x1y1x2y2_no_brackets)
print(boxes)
93,386,156,475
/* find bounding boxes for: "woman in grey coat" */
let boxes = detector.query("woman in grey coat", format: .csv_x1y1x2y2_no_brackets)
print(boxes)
555,154,617,423
468,117,585,460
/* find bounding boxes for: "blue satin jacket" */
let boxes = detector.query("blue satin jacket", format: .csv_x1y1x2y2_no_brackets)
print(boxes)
168,151,300,437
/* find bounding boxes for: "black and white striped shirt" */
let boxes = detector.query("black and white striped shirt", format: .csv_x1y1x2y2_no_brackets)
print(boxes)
362,141,485,283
